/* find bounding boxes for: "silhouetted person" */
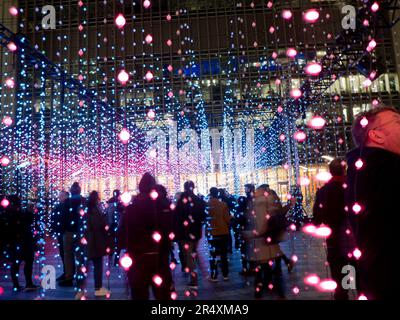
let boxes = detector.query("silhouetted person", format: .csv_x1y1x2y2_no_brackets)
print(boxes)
5,195,38,291
313,159,355,300
59,182,86,287
346,106,400,300
207,187,231,281
75,191,110,299
174,181,206,288
106,189,123,266
51,190,69,281
118,173,173,300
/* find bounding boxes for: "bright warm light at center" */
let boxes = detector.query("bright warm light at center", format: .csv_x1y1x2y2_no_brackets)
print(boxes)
115,14,126,28
121,192,132,205
304,9,320,23
119,128,130,143
305,62,322,75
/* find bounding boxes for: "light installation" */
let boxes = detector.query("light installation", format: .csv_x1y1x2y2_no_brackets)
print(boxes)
0,2,391,275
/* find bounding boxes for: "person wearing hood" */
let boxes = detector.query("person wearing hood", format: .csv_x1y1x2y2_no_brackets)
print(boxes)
346,105,400,300
118,173,173,300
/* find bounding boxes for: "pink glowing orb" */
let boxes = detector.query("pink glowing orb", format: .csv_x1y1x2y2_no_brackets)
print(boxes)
267,1,273,9
316,171,332,182
120,254,133,270
299,176,310,186
282,10,292,20
367,39,377,52
150,190,158,200
358,294,368,300
78,1,84,7
115,14,126,28
149,149,157,158
372,99,379,106
304,274,320,286
277,106,283,113
170,262,176,270
5,78,15,88
283,163,289,170
147,109,156,120
121,191,132,206
9,6,19,16
290,224,297,231
145,34,153,44
293,130,306,142
363,79,372,88
145,71,154,81
152,275,163,286
1,156,10,167
269,26,275,34
303,224,317,235
143,0,151,9
119,128,130,143
290,88,302,99
360,117,368,127
369,71,377,80
0,286,4,295
292,287,300,294
315,225,332,238
80,237,87,245
7,42,17,52
353,248,362,260
167,65,173,72
308,116,326,129
286,48,297,58
169,232,175,240
117,70,129,85
318,279,337,292
279,134,286,141
2,116,13,126
78,25,83,31
371,2,379,12
171,292,178,300
1,198,10,208
166,39,172,46
275,79,281,85
305,62,322,76
352,202,362,214
304,9,319,23
363,19,370,27
167,91,174,98
272,52,278,59
166,14,172,21
152,231,162,242
355,158,364,169
292,255,298,262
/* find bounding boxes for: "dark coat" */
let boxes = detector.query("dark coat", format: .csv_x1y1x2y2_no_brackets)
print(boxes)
313,176,355,257
63,195,86,233
118,194,173,259
346,147,400,300
85,205,108,259
51,202,67,236
174,192,206,242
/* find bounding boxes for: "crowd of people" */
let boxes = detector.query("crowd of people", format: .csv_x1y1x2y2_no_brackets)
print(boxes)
0,105,399,301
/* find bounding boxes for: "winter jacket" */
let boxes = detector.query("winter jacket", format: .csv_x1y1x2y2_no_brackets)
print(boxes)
243,191,283,263
118,193,173,259
313,176,355,257
63,195,86,233
346,147,400,300
174,192,206,242
85,205,108,259
207,198,231,237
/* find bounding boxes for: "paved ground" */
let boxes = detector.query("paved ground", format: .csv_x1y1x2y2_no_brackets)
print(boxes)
0,231,358,300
